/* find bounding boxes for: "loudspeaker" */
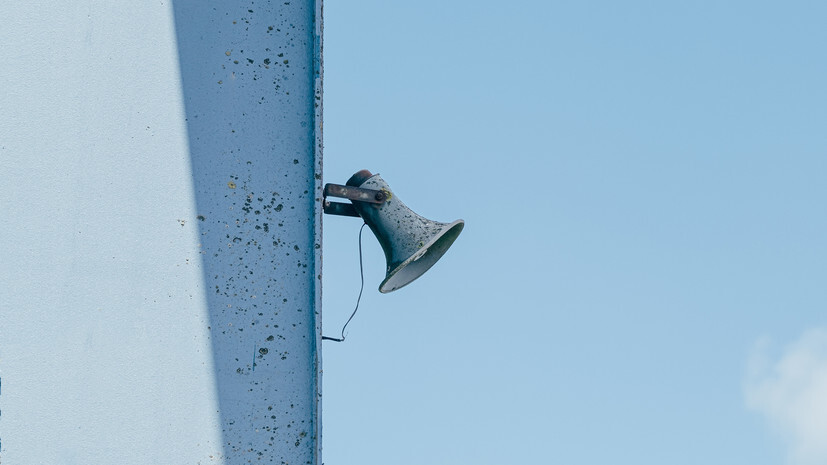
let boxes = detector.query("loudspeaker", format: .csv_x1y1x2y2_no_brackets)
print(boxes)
346,170,464,293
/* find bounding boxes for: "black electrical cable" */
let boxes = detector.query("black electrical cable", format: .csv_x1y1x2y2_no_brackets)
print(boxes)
322,223,367,342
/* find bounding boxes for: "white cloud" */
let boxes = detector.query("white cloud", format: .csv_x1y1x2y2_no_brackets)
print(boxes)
745,329,827,465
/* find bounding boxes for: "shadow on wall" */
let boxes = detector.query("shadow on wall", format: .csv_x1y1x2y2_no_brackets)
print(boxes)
172,0,321,463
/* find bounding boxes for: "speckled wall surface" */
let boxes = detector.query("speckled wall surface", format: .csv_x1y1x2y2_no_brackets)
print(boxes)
0,0,322,463
172,0,323,462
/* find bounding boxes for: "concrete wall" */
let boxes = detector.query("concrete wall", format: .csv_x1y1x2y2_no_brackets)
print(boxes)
0,1,322,463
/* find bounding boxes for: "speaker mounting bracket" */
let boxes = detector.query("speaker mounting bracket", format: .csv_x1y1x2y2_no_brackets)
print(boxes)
323,183,387,217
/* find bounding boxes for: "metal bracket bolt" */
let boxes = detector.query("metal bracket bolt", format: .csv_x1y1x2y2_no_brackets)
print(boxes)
322,183,387,217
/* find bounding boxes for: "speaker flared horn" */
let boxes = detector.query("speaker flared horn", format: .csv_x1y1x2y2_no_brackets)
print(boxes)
345,170,464,293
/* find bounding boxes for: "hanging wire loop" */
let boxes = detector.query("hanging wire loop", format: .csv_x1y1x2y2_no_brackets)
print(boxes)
322,223,367,342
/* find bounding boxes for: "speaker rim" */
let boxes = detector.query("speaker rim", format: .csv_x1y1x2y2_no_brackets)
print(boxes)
378,219,465,293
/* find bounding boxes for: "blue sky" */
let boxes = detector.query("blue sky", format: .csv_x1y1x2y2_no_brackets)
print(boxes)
320,1,827,464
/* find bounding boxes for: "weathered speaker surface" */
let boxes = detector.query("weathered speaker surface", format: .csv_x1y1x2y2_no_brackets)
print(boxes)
346,170,464,293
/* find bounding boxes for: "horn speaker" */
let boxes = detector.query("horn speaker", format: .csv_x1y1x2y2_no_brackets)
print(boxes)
345,170,464,293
